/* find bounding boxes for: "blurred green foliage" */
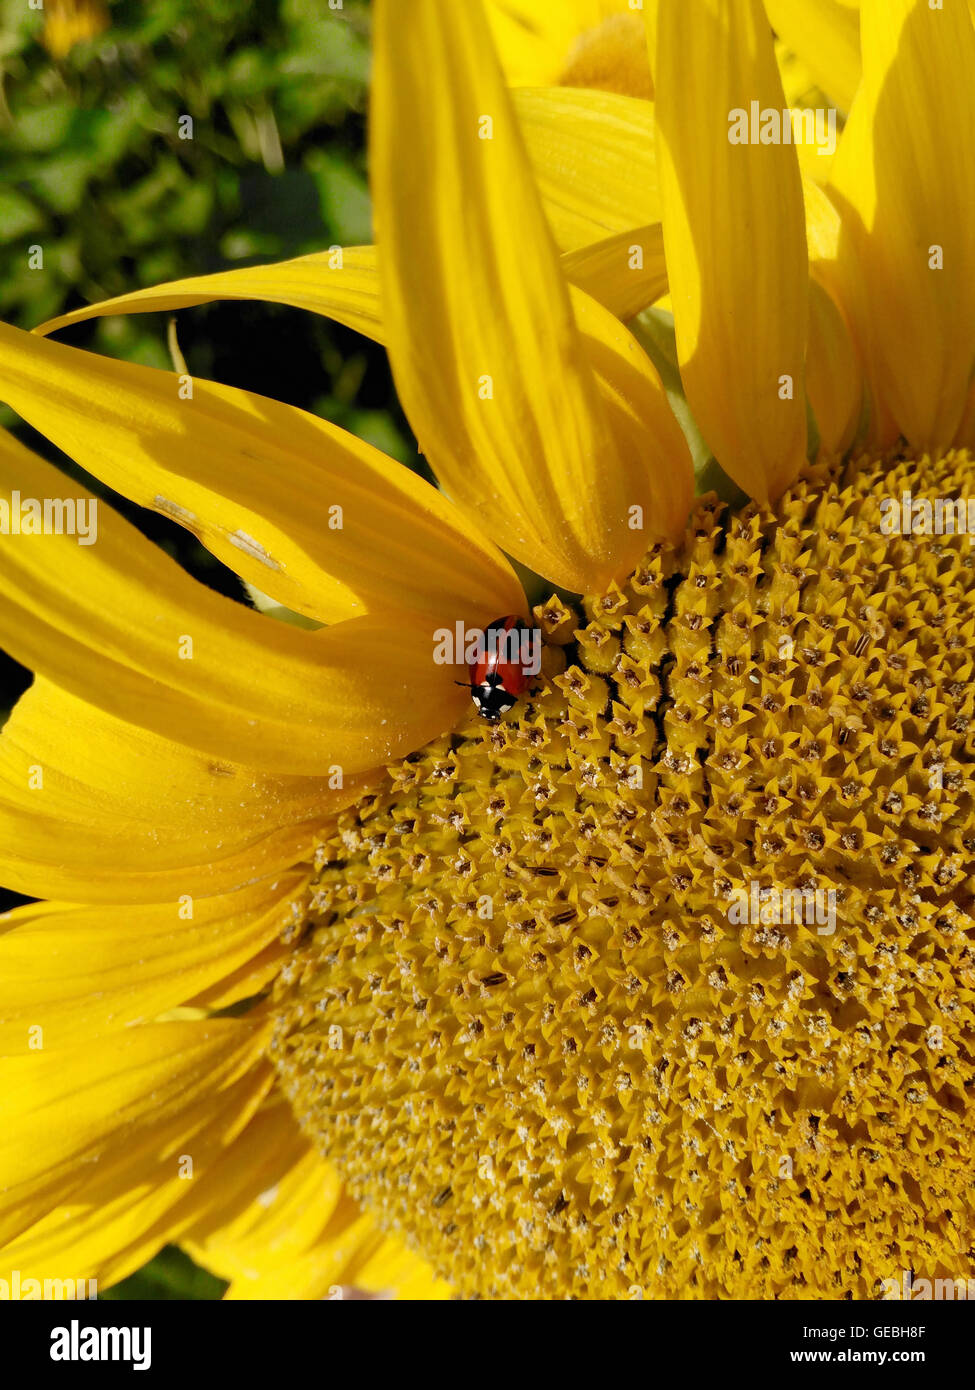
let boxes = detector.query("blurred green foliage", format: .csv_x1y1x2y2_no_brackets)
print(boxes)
0,0,373,342
0,0,415,452
100,1245,228,1300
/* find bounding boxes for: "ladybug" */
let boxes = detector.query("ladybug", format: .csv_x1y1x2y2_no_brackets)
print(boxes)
459,615,532,722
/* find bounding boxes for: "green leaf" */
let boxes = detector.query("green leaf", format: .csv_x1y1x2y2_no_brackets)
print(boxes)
0,186,43,238
99,1246,227,1301
304,149,371,244
29,154,92,214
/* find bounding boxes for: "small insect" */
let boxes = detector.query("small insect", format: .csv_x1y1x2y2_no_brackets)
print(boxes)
458,614,532,722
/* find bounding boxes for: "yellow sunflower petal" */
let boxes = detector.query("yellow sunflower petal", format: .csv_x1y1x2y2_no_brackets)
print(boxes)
37,228,665,402
180,1101,450,1300
654,0,808,503
0,875,308,1052
563,224,667,321
828,0,975,451
0,1019,271,1247
805,172,894,449
764,0,861,113
0,1063,275,1290
956,376,975,451
185,938,293,1011
349,1236,452,1302
802,173,845,296
806,278,861,456
572,286,693,543
3,985,446,1297
34,247,381,342
0,678,357,903
0,320,520,628
800,177,863,455
181,1105,351,1298
775,40,818,111
513,86,657,251
372,0,675,594
0,436,472,777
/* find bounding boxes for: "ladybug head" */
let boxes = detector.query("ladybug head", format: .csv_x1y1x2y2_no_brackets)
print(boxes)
455,671,516,723
470,671,516,722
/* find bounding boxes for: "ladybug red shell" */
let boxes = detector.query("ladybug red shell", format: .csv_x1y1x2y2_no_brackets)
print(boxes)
466,615,531,722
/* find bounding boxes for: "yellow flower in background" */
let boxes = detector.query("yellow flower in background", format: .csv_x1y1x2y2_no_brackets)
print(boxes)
41,0,109,59
2,0,975,1299
485,0,655,97
484,0,862,114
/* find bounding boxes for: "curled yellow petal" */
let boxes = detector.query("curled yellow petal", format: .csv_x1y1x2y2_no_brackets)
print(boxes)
0,319,520,629
0,435,472,777
573,286,693,546
802,177,862,455
34,247,381,342
0,1064,276,1289
37,230,665,396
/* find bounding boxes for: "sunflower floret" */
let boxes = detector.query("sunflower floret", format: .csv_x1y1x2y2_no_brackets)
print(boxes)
271,452,975,1299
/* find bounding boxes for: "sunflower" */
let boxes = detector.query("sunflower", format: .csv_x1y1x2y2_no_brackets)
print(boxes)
0,0,687,1300
2,0,974,1300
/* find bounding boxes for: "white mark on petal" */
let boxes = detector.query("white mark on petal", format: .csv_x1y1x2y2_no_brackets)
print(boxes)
228,530,282,570
154,495,197,524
